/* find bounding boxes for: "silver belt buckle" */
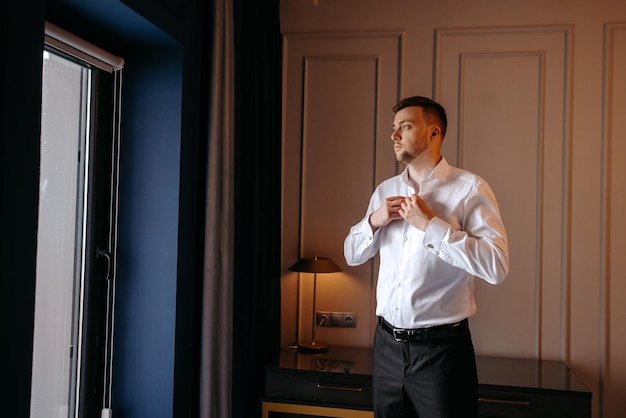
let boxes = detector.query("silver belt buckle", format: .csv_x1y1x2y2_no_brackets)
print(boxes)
392,328,407,342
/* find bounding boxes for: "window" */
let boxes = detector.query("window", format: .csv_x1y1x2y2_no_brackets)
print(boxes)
30,22,123,418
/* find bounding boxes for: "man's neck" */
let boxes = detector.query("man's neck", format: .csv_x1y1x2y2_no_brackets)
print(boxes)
406,153,442,184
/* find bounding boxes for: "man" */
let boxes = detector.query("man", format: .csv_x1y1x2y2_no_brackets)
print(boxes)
344,96,509,418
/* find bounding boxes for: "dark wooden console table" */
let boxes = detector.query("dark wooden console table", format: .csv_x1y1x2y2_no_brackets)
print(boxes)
262,346,591,417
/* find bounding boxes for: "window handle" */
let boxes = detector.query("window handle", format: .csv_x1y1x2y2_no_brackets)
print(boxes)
97,247,111,281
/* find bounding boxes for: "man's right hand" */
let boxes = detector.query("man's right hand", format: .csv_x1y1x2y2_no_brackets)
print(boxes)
368,196,406,232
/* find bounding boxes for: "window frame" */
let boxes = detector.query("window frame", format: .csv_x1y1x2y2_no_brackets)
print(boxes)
32,24,124,418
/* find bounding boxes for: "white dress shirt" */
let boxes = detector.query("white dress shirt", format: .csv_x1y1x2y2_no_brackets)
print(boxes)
344,157,509,329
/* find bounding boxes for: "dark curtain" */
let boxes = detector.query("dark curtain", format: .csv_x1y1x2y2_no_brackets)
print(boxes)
0,1,44,416
232,1,282,418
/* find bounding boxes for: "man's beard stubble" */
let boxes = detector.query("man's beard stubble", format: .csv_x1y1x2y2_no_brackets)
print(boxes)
395,141,428,164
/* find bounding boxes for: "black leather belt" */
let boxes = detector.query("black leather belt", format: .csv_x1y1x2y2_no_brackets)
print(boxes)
378,317,468,342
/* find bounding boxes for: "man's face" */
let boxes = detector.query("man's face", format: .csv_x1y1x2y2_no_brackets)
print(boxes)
391,106,430,164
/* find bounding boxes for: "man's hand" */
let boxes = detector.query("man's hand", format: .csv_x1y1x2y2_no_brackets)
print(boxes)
368,196,405,232
399,194,435,231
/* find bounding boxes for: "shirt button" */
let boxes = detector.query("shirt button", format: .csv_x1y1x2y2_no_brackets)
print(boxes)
427,244,434,249
404,236,408,241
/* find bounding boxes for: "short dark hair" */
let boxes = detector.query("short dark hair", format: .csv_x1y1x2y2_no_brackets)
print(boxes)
392,96,447,138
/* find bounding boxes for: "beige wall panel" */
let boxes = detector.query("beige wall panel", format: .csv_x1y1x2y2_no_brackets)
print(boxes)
300,57,376,348
605,22,626,418
460,53,542,358
281,33,401,347
435,27,571,359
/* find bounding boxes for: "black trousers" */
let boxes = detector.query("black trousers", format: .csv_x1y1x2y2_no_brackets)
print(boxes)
372,320,478,418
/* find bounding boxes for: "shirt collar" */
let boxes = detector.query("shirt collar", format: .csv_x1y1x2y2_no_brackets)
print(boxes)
401,156,450,188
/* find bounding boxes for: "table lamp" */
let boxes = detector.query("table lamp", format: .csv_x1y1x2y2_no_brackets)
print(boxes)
289,255,342,351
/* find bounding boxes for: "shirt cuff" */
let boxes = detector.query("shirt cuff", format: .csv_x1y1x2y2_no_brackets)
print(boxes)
359,216,377,241
423,217,449,251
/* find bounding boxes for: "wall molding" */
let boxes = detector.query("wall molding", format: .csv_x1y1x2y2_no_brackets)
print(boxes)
433,24,573,360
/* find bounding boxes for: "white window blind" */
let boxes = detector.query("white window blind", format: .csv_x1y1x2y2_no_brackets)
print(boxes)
44,21,124,72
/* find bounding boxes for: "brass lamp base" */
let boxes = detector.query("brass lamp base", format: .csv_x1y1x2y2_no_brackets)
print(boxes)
297,340,329,351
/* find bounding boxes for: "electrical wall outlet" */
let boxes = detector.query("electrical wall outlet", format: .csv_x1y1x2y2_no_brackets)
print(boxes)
316,311,357,327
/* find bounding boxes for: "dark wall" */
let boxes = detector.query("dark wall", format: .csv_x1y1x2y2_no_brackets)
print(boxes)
113,46,183,417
